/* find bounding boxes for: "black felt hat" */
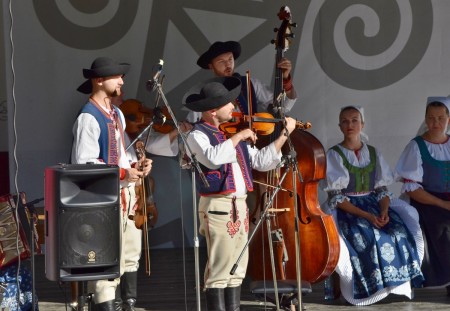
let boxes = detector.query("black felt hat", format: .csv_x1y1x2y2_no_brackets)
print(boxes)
197,41,241,69
77,57,130,94
183,77,241,112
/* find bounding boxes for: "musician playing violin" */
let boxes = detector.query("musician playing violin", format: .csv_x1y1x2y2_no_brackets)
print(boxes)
111,92,192,310
71,57,152,311
186,41,298,122
119,97,192,157
183,76,296,311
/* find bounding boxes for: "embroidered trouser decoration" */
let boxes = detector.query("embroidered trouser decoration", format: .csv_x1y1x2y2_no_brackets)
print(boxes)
227,196,241,237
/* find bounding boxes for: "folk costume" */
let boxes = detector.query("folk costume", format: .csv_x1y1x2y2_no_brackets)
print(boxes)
322,142,424,306
184,77,283,310
71,57,141,311
187,41,297,122
395,97,450,290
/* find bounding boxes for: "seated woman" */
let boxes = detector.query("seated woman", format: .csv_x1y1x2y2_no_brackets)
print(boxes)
321,105,424,305
395,97,450,295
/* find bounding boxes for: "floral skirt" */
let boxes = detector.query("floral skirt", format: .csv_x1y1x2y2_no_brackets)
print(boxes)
337,193,424,299
0,264,38,311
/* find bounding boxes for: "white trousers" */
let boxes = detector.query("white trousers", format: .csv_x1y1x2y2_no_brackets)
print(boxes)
199,195,249,289
91,186,142,304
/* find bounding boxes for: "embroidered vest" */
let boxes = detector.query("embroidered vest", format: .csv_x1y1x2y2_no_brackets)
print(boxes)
233,73,258,114
194,121,254,196
80,101,125,165
413,136,450,193
331,145,377,193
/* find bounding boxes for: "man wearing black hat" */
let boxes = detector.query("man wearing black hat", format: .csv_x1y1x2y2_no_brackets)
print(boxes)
184,76,296,310
187,40,297,122
71,57,152,311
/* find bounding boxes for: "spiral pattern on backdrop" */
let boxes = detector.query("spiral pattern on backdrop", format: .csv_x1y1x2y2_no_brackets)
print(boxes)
312,0,433,90
33,0,138,50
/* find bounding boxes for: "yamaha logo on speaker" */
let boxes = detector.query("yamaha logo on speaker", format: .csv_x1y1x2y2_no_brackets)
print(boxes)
88,251,96,263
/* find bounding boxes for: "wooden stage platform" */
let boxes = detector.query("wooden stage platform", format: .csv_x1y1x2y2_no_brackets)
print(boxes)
32,248,449,310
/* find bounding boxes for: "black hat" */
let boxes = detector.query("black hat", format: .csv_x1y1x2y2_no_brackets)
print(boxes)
197,41,241,69
183,77,241,112
77,57,130,94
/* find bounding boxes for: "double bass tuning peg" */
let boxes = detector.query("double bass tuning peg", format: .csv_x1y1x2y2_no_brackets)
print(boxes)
274,24,297,33
270,34,295,45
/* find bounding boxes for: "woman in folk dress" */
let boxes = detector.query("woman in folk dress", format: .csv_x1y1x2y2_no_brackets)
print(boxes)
396,97,450,295
321,105,424,305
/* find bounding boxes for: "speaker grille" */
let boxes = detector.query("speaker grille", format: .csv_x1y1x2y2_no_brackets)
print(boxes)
59,205,120,267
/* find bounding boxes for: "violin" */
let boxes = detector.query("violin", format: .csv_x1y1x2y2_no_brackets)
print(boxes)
134,140,153,276
120,98,175,135
219,112,311,137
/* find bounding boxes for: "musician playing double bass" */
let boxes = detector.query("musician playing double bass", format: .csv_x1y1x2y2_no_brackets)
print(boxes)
186,40,298,123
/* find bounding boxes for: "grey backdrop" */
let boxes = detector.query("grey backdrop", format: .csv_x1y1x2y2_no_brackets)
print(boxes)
2,0,447,248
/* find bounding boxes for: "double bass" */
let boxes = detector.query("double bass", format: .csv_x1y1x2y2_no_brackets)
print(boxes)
247,5,340,294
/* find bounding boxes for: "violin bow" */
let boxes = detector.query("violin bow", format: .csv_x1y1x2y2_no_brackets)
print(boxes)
246,71,253,132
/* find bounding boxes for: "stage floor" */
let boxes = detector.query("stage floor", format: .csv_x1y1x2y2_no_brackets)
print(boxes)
34,248,449,310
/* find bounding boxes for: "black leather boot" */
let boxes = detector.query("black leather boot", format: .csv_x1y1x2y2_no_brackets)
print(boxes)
95,299,115,311
114,282,123,311
121,271,138,311
205,288,225,311
224,286,241,311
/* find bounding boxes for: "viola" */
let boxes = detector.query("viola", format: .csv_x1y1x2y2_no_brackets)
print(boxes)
120,98,175,135
219,112,311,137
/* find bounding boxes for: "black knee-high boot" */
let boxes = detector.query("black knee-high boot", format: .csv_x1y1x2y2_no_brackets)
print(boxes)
114,282,123,311
224,286,241,311
205,288,225,311
120,271,138,311
95,300,115,311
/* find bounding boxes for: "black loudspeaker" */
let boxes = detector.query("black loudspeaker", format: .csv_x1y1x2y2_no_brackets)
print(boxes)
45,164,121,282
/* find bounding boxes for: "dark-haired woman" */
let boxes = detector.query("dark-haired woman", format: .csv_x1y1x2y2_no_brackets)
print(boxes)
396,97,450,295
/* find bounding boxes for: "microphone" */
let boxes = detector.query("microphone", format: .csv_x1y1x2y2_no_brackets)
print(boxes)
275,156,287,169
276,150,297,169
146,59,164,91
152,106,167,123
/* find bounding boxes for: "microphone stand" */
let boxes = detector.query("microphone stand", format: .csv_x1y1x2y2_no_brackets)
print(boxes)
237,93,304,310
148,80,209,311
125,121,155,152
26,200,39,311
230,164,291,311
147,81,208,189
274,93,306,310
